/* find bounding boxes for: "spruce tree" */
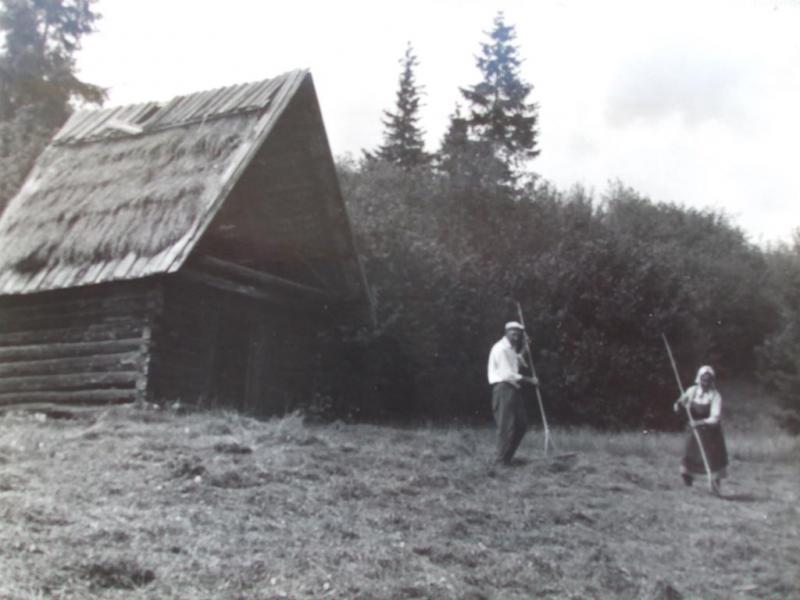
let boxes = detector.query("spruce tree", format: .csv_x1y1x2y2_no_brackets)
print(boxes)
374,43,430,169
460,12,540,170
437,104,468,177
437,104,506,195
0,0,105,210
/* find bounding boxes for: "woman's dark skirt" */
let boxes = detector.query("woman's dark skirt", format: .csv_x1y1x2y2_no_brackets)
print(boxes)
682,423,728,478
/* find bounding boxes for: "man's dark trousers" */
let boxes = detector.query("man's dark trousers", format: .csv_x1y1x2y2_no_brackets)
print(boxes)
492,382,528,464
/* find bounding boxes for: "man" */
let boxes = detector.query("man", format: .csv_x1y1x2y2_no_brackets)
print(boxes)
487,321,538,465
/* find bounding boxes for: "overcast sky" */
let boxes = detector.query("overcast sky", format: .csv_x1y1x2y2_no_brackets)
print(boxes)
76,0,799,245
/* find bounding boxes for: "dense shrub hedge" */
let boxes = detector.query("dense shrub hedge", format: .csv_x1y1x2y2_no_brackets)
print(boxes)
333,160,792,430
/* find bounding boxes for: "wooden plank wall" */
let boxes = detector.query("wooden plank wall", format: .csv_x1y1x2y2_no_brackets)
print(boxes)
146,279,220,405
0,281,158,408
149,277,327,416
252,307,321,416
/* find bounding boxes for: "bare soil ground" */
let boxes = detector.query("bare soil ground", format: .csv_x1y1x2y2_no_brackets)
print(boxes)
0,398,797,599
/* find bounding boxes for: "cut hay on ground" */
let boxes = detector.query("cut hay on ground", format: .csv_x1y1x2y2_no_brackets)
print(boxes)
0,406,797,599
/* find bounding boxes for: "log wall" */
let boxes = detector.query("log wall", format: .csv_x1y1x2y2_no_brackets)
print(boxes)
0,281,159,408
0,276,356,414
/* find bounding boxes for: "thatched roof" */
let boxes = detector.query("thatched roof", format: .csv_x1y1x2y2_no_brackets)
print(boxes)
0,69,341,296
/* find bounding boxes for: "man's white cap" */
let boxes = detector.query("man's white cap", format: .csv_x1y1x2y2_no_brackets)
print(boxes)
505,321,524,331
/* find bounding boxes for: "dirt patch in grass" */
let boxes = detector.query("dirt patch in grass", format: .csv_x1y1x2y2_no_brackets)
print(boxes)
213,441,252,455
0,406,797,599
77,559,155,590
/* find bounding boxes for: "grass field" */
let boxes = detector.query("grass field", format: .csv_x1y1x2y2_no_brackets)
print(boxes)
0,390,798,599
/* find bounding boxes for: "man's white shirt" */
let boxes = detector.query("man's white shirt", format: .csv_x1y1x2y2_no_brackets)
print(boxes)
487,336,527,387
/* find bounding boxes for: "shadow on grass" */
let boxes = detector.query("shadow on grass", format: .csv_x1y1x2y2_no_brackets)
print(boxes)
720,492,763,503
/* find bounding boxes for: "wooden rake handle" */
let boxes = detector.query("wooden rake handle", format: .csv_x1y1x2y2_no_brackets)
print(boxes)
661,334,715,494
516,301,554,455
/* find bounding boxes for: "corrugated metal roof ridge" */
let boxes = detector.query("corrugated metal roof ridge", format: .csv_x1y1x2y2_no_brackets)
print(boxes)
216,82,254,114
144,72,293,130
233,79,274,112
178,79,263,119
90,103,161,142
118,103,159,126
50,71,300,145
108,74,293,137
243,79,281,113
52,102,160,144
142,95,183,130
54,106,119,143
171,88,216,123
203,83,246,117
164,69,309,274
52,110,95,142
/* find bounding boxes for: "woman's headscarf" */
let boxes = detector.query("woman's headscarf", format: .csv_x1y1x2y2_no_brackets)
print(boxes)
695,365,715,384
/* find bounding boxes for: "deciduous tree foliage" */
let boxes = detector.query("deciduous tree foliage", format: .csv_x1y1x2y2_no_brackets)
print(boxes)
0,106,51,204
0,0,105,211
337,162,782,429
757,231,800,432
437,103,511,200
337,11,787,430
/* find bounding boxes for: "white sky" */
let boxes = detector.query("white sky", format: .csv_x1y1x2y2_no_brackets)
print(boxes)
77,0,800,245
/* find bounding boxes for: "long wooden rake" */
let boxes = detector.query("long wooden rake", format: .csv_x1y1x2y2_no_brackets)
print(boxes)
516,302,555,456
661,333,716,494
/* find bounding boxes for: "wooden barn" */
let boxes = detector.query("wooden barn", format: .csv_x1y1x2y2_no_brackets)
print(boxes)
0,69,371,414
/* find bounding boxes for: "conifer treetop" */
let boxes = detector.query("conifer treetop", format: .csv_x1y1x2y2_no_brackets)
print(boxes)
374,42,430,170
460,12,540,165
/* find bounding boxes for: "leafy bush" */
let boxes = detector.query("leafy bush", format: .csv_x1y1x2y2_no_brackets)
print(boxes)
757,236,800,433
337,160,778,429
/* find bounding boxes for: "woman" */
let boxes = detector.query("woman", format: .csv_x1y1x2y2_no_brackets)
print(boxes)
673,365,729,494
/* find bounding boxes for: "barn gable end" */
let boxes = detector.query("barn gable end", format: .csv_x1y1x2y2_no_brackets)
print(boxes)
185,74,365,300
